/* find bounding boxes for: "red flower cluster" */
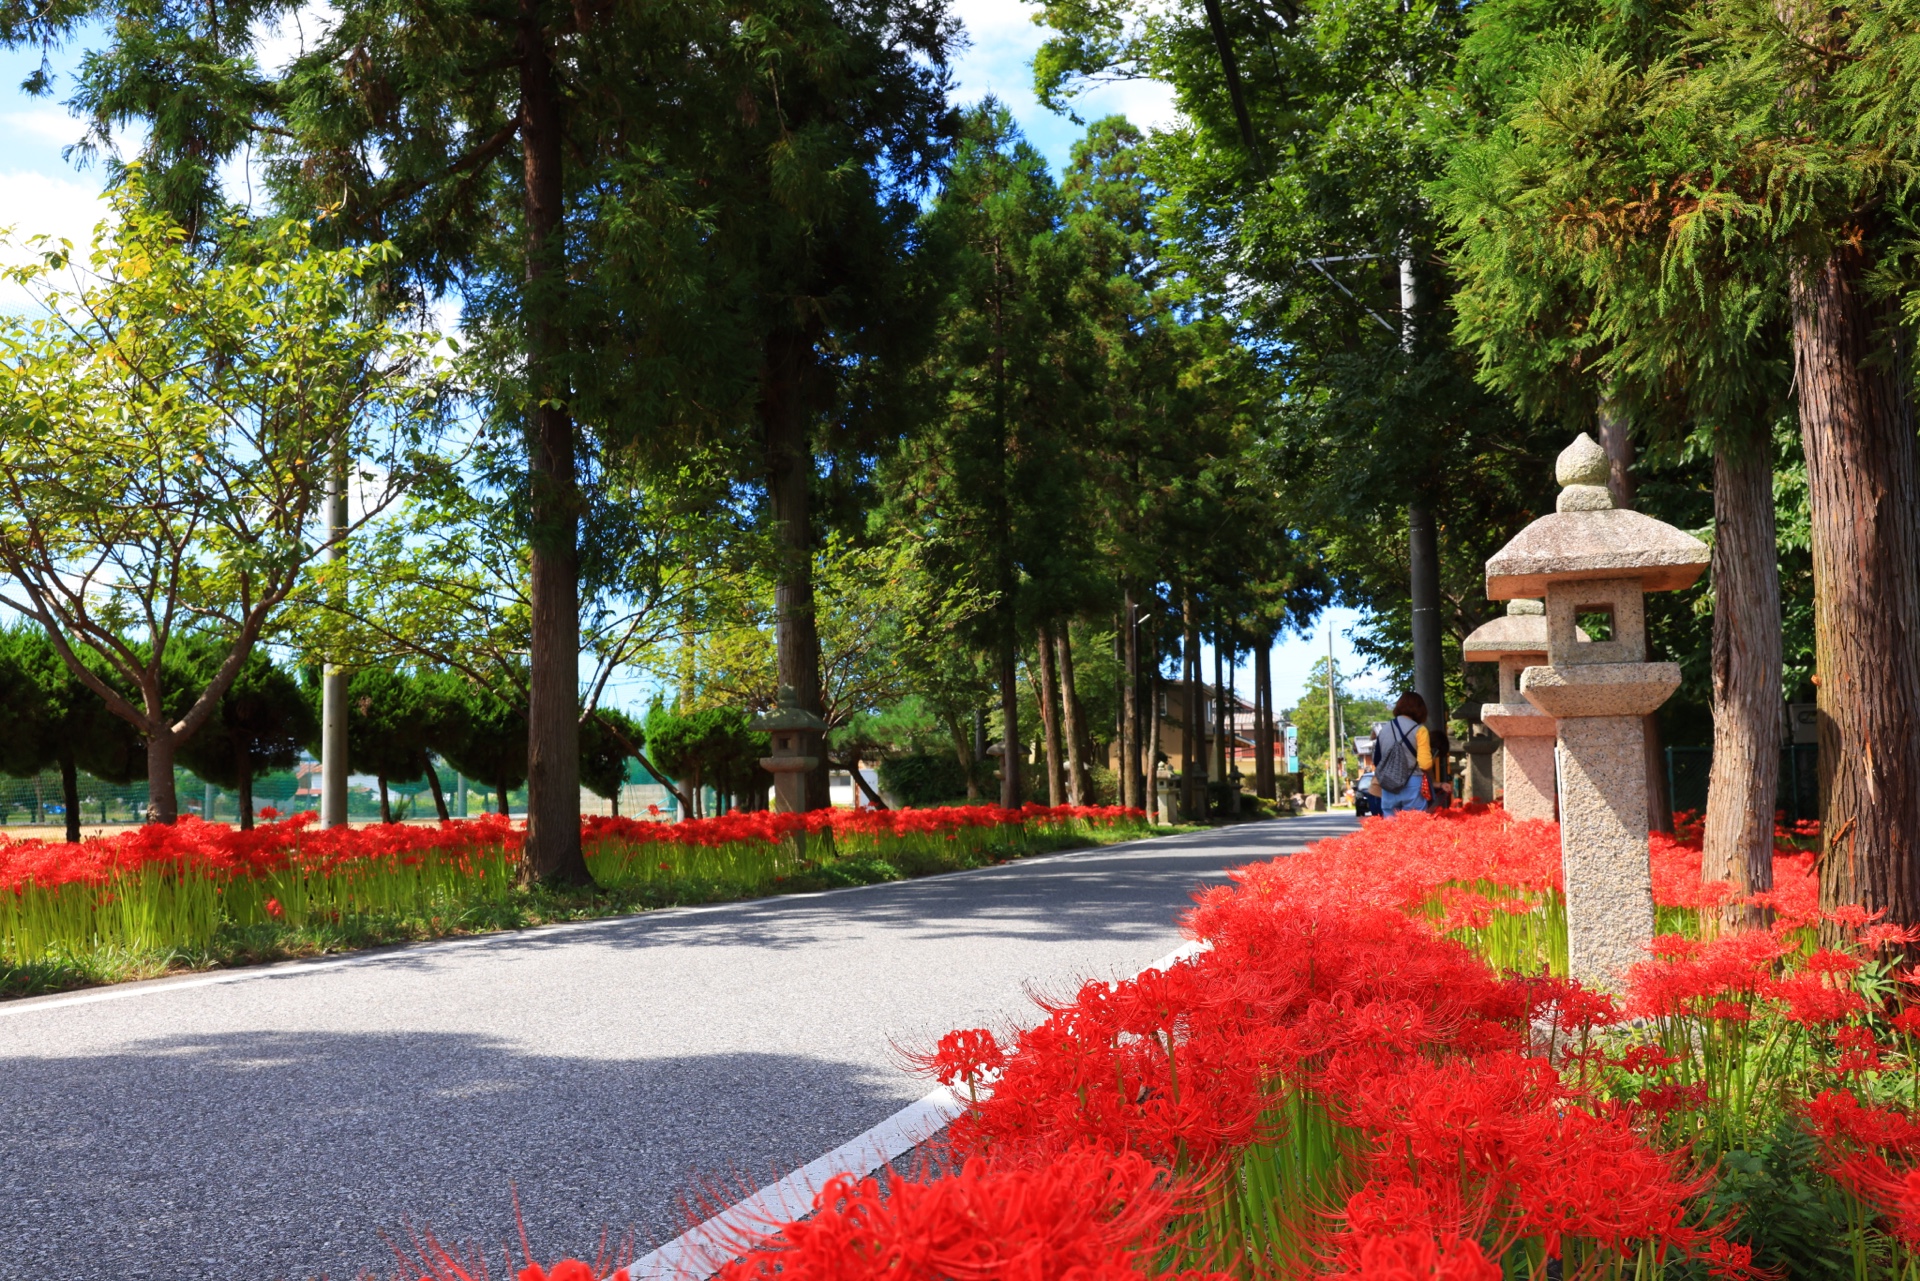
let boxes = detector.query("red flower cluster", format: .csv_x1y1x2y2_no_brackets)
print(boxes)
0,804,1145,893
581,804,1146,852
715,1148,1227,1281
719,807,1760,1279
0,811,521,893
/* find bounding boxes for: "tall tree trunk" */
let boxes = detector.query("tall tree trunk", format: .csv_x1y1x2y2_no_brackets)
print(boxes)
59,750,80,844
1211,638,1226,782
1255,639,1275,799
237,742,254,832
999,608,1022,809
968,708,984,800
1703,430,1782,923
1226,641,1241,813
1121,591,1142,810
146,725,178,824
518,5,586,884
1056,630,1087,805
379,775,393,824
1037,623,1065,806
1409,503,1450,804
1794,243,1920,929
762,327,829,811
1595,398,1674,833
1175,595,1190,818
1146,663,1163,818
498,781,510,817
422,751,451,822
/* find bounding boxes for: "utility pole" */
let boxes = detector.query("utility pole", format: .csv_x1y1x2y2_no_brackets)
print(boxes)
320,445,349,828
1403,250,1448,798
1327,626,1338,805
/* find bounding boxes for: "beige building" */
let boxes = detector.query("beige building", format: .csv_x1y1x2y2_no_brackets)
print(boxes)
1107,682,1274,783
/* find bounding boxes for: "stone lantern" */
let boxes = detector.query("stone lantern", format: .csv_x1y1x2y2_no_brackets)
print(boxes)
752,684,827,829
1484,434,1708,986
1464,599,1563,821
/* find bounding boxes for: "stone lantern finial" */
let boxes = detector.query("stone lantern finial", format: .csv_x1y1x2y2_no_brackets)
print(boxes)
1556,433,1614,512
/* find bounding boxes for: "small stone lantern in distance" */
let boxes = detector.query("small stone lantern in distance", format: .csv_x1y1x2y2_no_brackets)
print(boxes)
1464,599,1565,822
752,685,827,851
1484,433,1708,986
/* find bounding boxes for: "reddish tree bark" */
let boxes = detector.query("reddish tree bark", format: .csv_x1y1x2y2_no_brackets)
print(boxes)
1702,433,1781,924
518,0,587,884
1036,623,1066,806
1794,244,1920,928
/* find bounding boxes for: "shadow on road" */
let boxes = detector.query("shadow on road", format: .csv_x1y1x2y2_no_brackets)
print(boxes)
0,1030,908,1281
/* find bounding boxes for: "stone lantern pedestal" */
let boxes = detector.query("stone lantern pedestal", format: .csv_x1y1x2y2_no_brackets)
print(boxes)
752,685,828,859
1462,724,1500,804
1464,599,1565,822
1485,434,1708,986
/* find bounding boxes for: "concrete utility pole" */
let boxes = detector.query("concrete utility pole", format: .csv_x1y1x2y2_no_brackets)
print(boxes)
1403,251,1448,786
320,447,350,828
1327,626,1339,805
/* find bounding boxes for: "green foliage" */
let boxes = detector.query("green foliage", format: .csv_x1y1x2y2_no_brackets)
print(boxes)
878,753,972,808
0,178,444,819
173,651,317,795
580,709,644,803
1706,1121,1858,1281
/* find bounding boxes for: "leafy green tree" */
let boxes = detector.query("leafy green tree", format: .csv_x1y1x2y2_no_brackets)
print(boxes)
580,708,646,815
1034,0,1565,793
643,703,764,817
1287,657,1391,797
893,102,1096,809
438,684,528,819
0,186,440,823
0,626,142,841
1433,0,1920,919
175,651,317,831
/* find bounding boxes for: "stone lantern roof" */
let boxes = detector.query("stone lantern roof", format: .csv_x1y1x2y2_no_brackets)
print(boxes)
751,684,828,734
1462,599,1564,660
1485,434,1709,600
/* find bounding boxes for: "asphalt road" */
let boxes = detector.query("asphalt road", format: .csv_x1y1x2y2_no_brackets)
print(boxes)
0,813,1355,1281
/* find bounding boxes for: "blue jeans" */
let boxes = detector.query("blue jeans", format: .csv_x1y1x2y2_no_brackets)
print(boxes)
1382,773,1427,817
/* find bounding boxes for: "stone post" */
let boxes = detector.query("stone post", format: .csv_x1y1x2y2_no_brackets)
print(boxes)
752,685,828,858
1485,435,1708,986
1464,600,1563,822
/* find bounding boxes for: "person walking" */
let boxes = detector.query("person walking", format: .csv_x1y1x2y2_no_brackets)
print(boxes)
1370,693,1434,818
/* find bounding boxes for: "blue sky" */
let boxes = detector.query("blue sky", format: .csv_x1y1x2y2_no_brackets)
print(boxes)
0,1,1378,708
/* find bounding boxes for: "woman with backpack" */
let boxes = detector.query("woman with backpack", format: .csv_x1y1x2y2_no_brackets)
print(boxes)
1369,693,1434,817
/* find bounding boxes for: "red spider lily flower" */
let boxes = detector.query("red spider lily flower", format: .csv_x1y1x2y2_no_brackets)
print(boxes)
258,807,280,820
518,1263,621,1281
1890,1007,1920,1037
713,1148,1229,1281
265,898,284,919
909,1028,1006,1090
1834,1026,1884,1055
1865,923,1920,950
1339,1227,1502,1281
1803,949,1865,976
1762,972,1868,1026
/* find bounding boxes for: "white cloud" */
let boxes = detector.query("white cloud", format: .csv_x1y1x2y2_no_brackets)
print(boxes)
0,171,109,311
0,108,89,150
0,170,109,252
947,0,1180,168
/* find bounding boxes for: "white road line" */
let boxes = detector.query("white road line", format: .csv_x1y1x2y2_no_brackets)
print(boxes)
626,937,1212,1280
